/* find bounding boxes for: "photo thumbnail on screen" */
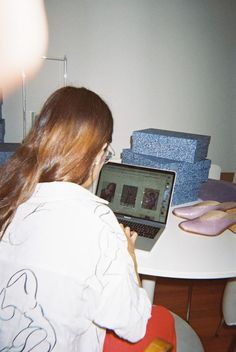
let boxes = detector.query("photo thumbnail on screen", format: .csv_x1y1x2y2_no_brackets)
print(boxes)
142,188,159,210
100,182,116,202
120,185,138,208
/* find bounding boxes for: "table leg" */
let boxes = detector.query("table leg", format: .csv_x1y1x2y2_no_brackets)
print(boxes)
186,283,193,322
142,278,156,303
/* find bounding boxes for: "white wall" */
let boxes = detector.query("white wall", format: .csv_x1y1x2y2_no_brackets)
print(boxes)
2,0,236,172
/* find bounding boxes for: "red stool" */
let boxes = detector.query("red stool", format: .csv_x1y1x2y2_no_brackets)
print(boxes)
103,305,176,352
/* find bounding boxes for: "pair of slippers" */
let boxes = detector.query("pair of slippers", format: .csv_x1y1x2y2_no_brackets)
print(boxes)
172,201,236,236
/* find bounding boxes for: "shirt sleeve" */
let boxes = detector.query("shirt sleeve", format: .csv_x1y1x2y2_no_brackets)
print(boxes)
92,208,152,343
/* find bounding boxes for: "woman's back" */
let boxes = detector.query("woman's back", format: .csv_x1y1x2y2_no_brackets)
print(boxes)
0,181,151,351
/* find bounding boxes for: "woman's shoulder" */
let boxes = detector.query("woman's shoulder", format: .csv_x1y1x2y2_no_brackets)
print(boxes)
28,182,106,212
25,181,117,228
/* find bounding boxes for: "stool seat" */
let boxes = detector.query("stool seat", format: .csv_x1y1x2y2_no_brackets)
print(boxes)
172,313,204,352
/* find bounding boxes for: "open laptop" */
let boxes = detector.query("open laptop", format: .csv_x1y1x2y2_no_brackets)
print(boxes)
96,162,176,251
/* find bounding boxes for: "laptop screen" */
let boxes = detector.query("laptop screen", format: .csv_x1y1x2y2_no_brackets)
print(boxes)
96,162,175,224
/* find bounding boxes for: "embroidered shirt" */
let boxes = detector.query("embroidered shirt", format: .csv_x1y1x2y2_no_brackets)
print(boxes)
0,182,151,352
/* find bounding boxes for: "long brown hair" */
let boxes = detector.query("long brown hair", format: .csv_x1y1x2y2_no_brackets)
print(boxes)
0,86,113,237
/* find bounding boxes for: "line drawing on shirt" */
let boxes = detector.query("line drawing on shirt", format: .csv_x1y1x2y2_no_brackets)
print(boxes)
75,204,123,347
0,269,57,351
94,204,126,244
81,204,121,298
93,203,145,327
22,203,48,221
94,204,123,277
6,204,49,246
81,204,125,302
94,204,112,228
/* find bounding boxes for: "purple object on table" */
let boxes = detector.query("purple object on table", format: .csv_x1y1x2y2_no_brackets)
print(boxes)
199,179,236,202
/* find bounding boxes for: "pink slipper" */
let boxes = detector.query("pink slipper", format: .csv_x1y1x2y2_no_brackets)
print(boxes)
173,201,236,220
179,210,236,236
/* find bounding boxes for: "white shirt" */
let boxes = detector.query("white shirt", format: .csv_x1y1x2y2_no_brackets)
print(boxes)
0,182,151,352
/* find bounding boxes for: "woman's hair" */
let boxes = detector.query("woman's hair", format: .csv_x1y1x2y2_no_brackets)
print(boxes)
0,86,113,237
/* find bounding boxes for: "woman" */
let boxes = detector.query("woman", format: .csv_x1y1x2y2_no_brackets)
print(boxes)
0,86,176,351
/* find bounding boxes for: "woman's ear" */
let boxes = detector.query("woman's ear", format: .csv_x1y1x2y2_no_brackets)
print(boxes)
82,143,109,189
93,143,108,166
102,143,108,152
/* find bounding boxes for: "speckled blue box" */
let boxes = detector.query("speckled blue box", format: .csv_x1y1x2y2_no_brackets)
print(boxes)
121,149,210,205
0,143,20,165
122,149,211,186
0,119,5,143
172,183,201,205
132,128,211,163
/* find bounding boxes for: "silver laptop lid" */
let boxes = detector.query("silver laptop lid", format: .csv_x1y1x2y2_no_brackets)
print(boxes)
96,162,175,226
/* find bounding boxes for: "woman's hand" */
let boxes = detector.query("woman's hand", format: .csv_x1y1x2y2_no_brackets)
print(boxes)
119,224,141,287
120,224,137,255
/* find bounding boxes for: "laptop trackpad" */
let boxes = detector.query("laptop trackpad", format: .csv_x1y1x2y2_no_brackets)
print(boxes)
135,228,163,251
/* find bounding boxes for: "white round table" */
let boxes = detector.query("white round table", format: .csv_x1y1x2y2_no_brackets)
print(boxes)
137,203,236,279
136,202,236,303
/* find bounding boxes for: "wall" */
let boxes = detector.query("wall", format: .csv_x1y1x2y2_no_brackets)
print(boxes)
2,0,236,172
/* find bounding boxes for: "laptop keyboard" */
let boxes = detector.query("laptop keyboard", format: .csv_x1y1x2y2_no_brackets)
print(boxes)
120,220,160,239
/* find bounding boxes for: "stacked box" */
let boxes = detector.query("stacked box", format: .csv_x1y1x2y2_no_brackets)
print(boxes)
121,128,211,205
0,143,20,165
132,128,210,163
122,149,210,186
0,90,4,143
0,119,5,143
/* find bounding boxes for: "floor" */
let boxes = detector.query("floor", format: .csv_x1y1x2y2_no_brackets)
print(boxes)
141,275,236,352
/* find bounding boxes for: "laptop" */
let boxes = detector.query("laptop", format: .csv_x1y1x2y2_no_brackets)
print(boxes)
96,162,176,251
